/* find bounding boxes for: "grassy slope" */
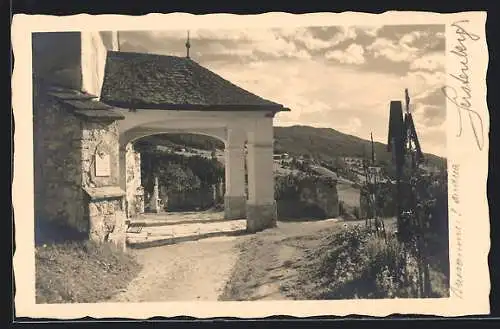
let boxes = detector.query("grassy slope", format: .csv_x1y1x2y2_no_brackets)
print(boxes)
220,219,449,301
290,221,449,299
36,240,141,303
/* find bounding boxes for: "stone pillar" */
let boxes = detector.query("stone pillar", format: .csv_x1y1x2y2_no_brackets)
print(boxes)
149,176,161,213
119,145,128,217
224,128,247,219
246,117,277,232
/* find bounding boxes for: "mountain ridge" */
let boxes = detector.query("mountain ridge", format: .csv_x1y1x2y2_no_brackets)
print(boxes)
273,125,446,168
138,124,446,169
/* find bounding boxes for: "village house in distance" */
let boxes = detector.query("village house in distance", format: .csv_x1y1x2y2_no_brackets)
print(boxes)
33,31,290,249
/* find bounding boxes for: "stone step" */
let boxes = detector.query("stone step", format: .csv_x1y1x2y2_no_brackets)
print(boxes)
126,227,248,249
128,219,247,237
126,218,248,248
128,216,241,228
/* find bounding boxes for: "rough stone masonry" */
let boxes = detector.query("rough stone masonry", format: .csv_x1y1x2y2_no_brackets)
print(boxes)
34,83,127,250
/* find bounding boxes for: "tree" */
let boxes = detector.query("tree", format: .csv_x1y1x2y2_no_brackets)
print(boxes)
159,163,201,193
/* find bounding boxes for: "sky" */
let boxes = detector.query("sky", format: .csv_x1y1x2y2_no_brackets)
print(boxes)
118,25,446,156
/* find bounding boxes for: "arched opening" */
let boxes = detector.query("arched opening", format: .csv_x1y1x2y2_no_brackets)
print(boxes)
136,133,226,214
122,131,248,223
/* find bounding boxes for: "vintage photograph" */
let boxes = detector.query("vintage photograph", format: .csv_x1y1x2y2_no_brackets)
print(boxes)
12,11,490,318
32,24,449,303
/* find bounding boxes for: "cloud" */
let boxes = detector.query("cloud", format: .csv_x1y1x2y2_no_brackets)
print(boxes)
358,26,382,38
121,28,310,61
343,117,363,134
329,26,358,46
414,104,446,127
325,43,365,64
413,87,446,107
120,40,149,53
132,26,360,62
413,122,447,156
116,25,447,156
367,37,419,62
410,52,445,71
278,27,333,51
422,105,446,126
400,29,446,53
202,29,312,61
401,70,446,96
399,31,428,46
365,28,445,65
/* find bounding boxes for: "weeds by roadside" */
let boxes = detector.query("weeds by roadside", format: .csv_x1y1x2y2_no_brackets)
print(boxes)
305,224,449,299
35,240,141,303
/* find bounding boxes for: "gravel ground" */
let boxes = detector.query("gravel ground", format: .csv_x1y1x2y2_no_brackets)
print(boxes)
110,236,240,302
219,219,343,301
110,218,344,302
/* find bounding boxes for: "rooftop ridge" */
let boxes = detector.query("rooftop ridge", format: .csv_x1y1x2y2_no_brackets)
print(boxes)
100,50,290,112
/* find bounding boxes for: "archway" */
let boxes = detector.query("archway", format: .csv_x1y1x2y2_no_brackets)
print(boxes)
99,50,290,233
31,30,291,253
135,133,226,215
121,130,241,222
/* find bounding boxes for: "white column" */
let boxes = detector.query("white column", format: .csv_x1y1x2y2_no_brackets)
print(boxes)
246,116,277,232
224,127,247,219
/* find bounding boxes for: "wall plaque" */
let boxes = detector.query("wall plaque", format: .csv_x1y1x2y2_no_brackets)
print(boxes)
95,150,111,177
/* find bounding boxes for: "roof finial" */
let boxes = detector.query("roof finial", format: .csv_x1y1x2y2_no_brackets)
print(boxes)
185,30,191,59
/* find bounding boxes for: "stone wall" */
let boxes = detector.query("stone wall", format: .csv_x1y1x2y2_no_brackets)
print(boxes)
125,143,144,217
81,120,120,187
33,85,86,231
84,192,127,250
80,120,127,248
160,185,216,212
275,174,339,220
87,198,122,241
299,178,339,218
33,85,127,244
34,87,128,246
33,31,127,248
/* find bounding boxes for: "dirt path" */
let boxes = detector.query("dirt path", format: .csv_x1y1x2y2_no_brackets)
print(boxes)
219,219,343,301
110,236,241,302
111,218,344,302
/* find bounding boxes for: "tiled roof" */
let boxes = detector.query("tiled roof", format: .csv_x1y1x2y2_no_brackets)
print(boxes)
47,86,125,120
99,51,290,112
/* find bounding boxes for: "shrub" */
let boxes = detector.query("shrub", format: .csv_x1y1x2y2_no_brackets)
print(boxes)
141,151,225,193
36,240,141,303
315,224,448,299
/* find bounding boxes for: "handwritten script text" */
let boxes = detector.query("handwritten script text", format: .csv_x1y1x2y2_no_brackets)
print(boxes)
442,20,484,151
450,163,463,299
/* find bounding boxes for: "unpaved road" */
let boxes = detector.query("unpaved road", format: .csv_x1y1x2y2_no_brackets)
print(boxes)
219,219,343,301
110,236,240,302
111,219,343,302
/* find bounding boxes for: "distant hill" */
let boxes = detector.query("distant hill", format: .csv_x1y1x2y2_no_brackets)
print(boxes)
137,134,224,151
137,125,446,170
273,125,446,169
